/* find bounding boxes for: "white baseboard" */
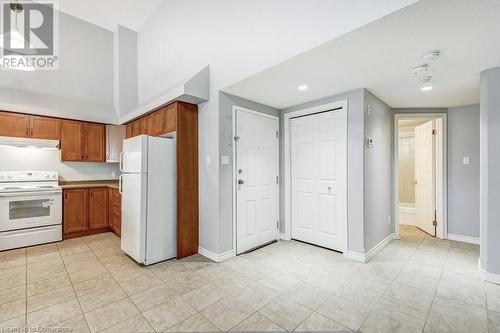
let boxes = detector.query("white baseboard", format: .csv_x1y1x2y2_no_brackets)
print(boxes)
480,267,500,285
198,247,234,263
278,233,290,241
365,233,395,262
447,234,480,245
347,251,366,263
346,233,395,263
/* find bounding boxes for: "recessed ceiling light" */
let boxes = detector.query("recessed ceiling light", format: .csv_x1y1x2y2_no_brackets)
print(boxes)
297,85,308,91
421,86,433,92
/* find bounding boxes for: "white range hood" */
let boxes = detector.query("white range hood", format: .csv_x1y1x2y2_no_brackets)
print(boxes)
0,136,60,149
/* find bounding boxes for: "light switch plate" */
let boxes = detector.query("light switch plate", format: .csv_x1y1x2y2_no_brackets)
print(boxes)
463,156,470,165
221,155,230,165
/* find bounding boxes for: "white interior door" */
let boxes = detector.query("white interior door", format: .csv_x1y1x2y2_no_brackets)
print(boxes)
291,109,347,252
235,109,279,254
415,120,436,236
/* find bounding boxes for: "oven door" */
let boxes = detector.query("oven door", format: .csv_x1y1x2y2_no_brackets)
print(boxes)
0,191,62,232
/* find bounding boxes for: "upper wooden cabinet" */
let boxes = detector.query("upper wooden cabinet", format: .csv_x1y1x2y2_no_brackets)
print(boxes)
61,120,84,161
61,120,106,162
84,123,105,162
30,116,61,139
0,111,60,139
0,112,30,137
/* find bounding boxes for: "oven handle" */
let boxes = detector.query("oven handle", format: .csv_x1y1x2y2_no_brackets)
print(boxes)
0,190,62,197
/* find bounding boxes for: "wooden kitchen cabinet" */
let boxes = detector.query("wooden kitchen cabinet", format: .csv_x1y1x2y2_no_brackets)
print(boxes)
125,123,133,139
0,111,31,137
30,116,61,139
84,123,105,162
164,105,177,134
131,120,142,137
61,120,84,161
63,189,89,234
108,188,121,236
89,188,108,230
61,120,106,162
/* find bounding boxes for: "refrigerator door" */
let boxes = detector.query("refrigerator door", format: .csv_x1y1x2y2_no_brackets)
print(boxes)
120,173,147,263
122,135,148,173
144,137,177,264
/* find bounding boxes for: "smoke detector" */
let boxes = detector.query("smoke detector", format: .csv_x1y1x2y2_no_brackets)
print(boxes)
422,51,441,64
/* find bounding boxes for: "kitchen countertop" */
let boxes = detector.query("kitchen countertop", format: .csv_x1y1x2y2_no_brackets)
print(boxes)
59,180,119,190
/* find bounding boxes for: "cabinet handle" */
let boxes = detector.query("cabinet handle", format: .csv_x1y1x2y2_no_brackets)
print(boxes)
26,127,29,135
30,128,33,136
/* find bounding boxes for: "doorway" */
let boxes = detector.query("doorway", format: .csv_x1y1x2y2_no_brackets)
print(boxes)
395,114,447,239
233,106,279,255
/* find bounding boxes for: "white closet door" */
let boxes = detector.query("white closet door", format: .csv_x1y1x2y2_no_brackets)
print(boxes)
415,120,436,236
236,109,279,254
291,109,346,252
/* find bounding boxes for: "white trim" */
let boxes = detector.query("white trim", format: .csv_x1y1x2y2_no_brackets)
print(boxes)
480,267,500,285
447,234,480,245
365,233,395,262
232,106,280,256
283,100,349,257
347,251,366,263
198,247,235,263
393,113,448,240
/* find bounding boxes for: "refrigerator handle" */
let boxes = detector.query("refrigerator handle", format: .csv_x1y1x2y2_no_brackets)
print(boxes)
119,152,124,172
118,174,123,195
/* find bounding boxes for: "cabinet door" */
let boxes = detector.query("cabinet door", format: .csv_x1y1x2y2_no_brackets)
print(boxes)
0,111,30,137
164,105,177,134
152,110,165,136
126,123,133,138
111,189,121,236
84,123,105,162
63,189,88,234
30,116,61,139
89,188,108,230
61,120,84,161
141,117,149,135
106,125,125,162
131,120,142,137
145,115,155,136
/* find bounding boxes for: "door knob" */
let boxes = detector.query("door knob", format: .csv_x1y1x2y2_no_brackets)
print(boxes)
238,179,244,185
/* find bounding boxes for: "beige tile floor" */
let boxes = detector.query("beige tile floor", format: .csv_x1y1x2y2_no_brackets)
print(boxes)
0,226,499,332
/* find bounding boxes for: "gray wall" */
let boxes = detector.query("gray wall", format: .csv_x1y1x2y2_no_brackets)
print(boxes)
281,89,366,254
448,105,480,238
480,68,500,275
114,26,138,118
0,10,116,123
218,92,280,253
364,90,393,251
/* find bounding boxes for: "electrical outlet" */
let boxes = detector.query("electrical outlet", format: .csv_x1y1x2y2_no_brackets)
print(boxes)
111,171,116,178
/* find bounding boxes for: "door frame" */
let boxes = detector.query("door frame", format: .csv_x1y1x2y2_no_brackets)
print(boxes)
393,113,448,239
283,100,349,256
232,105,280,256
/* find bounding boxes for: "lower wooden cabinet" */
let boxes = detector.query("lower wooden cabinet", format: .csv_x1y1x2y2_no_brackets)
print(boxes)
63,187,121,239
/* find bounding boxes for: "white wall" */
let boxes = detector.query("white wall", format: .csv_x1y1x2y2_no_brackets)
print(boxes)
0,9,116,123
0,146,119,181
137,0,417,254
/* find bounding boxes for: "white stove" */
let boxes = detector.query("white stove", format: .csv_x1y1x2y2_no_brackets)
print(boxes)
0,171,62,251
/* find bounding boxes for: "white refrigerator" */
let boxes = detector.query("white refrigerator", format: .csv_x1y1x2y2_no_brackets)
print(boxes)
119,135,176,265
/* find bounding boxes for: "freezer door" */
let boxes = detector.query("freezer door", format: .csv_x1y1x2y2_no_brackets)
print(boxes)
122,135,148,173
120,173,147,263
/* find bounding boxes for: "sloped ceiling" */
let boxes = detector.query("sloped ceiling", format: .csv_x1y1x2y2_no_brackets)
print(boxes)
224,0,500,109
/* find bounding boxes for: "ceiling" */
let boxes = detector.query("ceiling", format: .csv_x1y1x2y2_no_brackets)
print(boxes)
399,118,434,128
224,0,500,109
34,0,165,31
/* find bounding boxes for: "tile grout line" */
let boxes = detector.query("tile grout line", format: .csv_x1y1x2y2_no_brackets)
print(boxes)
84,233,161,333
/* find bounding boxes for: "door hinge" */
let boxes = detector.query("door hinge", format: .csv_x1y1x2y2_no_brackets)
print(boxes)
433,209,437,226
432,129,437,135
276,221,279,230
276,176,279,184
276,131,279,139
234,136,240,141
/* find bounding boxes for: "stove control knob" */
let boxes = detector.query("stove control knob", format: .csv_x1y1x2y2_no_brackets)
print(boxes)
7,175,12,179
46,175,50,178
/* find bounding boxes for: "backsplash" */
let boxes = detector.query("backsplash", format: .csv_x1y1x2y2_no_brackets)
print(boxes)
0,146,120,181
